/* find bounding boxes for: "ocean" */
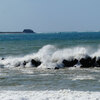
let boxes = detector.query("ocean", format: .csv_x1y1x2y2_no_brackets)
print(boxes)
0,32,100,100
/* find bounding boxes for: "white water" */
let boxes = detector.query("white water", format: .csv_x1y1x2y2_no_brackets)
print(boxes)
0,45,100,68
0,90,100,100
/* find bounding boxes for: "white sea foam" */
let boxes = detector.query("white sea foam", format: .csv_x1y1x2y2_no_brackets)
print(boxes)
92,49,100,57
1,45,100,68
71,75,95,80
0,90,100,100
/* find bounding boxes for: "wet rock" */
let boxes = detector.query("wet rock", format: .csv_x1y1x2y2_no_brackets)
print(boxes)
31,59,41,67
23,61,27,66
47,68,51,69
54,67,59,69
1,58,4,60
92,57,96,66
15,61,28,68
96,57,100,67
80,56,96,68
62,59,78,67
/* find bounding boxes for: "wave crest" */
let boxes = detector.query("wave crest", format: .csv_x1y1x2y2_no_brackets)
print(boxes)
1,45,100,69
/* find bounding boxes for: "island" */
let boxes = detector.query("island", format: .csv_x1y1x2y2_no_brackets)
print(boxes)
23,29,35,33
0,29,35,34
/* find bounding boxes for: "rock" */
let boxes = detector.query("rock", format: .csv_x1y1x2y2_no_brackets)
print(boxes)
47,68,51,69
54,67,59,69
23,29,35,33
1,58,4,60
23,61,27,66
31,59,41,67
80,56,96,68
62,59,78,67
92,57,96,66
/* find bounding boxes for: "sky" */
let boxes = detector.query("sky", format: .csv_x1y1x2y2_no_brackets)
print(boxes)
0,0,100,32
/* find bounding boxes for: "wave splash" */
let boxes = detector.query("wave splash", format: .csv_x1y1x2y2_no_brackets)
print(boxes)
0,45,100,69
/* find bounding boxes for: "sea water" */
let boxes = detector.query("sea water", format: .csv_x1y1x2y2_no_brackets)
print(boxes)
0,32,100,100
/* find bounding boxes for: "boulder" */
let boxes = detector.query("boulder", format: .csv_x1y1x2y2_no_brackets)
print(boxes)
54,67,59,69
80,56,96,68
23,61,27,66
62,59,78,67
31,59,41,67
17,61,28,67
1,58,4,60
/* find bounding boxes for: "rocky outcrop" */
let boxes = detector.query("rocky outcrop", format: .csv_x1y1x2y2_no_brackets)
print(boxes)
62,59,78,67
80,57,96,68
23,29,35,33
1,58,5,60
1,56,100,69
12,59,41,68
31,59,41,67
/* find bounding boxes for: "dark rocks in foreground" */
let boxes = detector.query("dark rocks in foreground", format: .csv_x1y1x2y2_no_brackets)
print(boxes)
18,57,100,68
80,57,96,68
2,56,100,69
23,61,27,66
1,58,5,60
62,59,78,67
14,59,41,68
96,58,100,67
31,59,41,67
62,56,99,68
13,57,100,69
54,67,59,69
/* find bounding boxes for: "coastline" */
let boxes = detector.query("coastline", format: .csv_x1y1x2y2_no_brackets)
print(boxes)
0,29,35,34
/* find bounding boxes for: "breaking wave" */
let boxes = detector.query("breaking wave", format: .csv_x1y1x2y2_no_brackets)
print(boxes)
1,45,100,69
0,90,100,100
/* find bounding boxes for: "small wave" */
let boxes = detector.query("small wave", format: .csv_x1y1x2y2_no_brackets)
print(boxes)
1,45,100,69
71,75,95,81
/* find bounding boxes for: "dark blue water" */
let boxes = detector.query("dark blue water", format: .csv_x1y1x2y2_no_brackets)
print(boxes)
0,32,100,56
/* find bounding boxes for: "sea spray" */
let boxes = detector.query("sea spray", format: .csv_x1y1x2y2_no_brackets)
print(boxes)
1,45,100,68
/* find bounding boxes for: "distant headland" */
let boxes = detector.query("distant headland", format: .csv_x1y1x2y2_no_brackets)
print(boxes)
0,29,35,34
